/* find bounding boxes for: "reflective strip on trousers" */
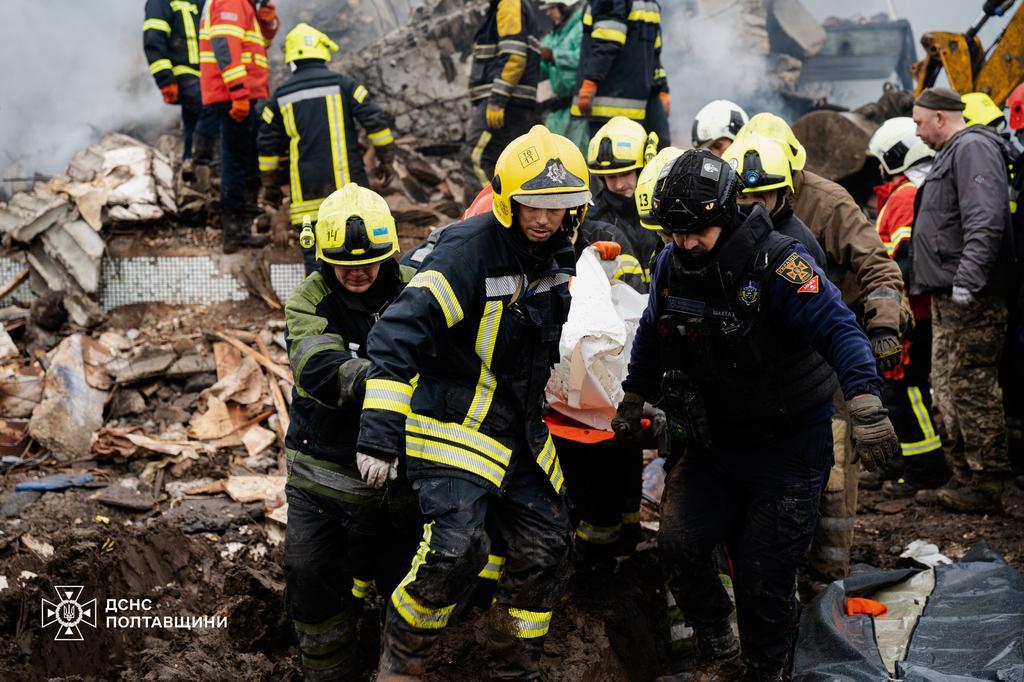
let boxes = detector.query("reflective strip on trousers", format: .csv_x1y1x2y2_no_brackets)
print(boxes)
351,578,371,600
477,554,506,581
902,386,942,456
391,522,457,630
576,520,621,545
505,607,552,639
471,130,493,186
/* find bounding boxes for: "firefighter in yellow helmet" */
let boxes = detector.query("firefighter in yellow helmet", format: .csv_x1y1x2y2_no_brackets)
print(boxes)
723,132,827,267
588,116,662,280
258,23,397,272
356,125,589,679
282,183,421,680
962,92,1005,128
735,114,908,588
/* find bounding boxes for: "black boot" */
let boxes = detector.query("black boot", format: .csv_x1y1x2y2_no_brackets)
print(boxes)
222,209,269,254
692,620,745,681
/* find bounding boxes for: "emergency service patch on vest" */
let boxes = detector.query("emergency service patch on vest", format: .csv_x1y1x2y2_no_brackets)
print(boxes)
796,275,820,295
774,253,813,285
738,279,760,307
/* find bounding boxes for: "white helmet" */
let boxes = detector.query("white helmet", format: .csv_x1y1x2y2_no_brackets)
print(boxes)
691,100,749,149
867,117,935,176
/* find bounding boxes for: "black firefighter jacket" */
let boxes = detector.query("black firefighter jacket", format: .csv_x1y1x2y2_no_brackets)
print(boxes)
470,0,542,108
357,214,576,495
257,62,395,226
571,0,665,122
143,0,204,86
284,259,414,502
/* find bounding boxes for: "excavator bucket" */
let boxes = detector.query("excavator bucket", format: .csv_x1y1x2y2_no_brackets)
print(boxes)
911,32,980,97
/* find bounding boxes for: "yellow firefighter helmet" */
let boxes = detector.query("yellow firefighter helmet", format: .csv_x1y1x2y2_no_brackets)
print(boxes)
304,184,398,266
962,92,1004,127
635,146,685,230
723,133,793,193
491,125,591,230
735,112,807,172
588,116,656,175
284,23,339,64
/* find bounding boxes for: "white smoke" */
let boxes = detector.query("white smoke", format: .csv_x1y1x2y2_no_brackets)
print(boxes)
661,1,783,148
0,2,178,180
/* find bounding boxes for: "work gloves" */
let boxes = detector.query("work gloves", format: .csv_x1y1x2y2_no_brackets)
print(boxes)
952,285,976,306
659,91,671,115
611,391,646,439
591,241,621,261
228,99,251,123
160,82,179,104
848,394,899,472
486,102,506,130
374,144,397,188
870,329,902,373
356,452,397,489
256,2,280,39
576,79,598,116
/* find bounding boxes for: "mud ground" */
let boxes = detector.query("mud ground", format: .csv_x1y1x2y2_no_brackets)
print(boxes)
3,470,1021,680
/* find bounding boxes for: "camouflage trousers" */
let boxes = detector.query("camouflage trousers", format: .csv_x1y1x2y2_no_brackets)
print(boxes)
932,293,1010,477
807,389,857,582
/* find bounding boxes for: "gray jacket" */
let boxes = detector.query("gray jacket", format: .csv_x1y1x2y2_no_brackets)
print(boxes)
909,125,1012,295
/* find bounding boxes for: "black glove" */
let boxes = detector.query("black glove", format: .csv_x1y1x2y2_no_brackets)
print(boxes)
870,329,902,373
848,394,899,472
611,391,645,438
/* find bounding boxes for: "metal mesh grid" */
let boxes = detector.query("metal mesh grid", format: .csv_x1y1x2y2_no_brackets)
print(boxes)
270,263,306,307
98,256,249,311
0,257,34,306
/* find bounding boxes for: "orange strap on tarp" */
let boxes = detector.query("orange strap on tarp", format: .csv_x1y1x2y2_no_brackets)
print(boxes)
846,597,887,617
544,412,650,444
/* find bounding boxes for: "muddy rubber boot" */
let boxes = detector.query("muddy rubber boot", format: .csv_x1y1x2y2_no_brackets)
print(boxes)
691,620,745,681
937,475,1006,514
915,468,968,506
222,210,269,254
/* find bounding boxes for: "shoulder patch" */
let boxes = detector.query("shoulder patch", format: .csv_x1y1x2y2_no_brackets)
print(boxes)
775,252,813,285
796,275,819,295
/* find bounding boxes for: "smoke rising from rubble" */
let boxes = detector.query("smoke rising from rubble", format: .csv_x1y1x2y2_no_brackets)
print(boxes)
662,3,782,147
0,2,177,179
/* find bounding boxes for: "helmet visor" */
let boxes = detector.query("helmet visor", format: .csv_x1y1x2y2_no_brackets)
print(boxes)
513,190,592,209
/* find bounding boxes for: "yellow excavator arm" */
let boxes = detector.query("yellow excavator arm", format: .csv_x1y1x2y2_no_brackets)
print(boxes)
911,0,1024,105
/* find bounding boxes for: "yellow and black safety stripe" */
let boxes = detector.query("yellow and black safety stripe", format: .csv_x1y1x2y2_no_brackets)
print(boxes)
368,128,395,147
407,270,465,327
406,413,513,489
504,607,552,639
463,300,503,429
571,95,647,120
576,520,621,545
172,65,201,77
477,554,506,581
473,43,499,59
143,18,172,33
351,578,371,600
628,1,661,24
261,106,275,124
653,66,667,81
901,387,942,456
536,434,565,493
611,254,645,282
148,58,173,76
169,0,200,64
281,101,304,206
621,510,641,526
352,84,368,103
591,18,627,44
364,378,414,416
292,612,355,672
325,93,352,189
222,64,247,84
392,522,458,630
205,22,245,39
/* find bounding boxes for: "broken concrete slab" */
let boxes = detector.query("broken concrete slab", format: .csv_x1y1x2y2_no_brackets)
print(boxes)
241,425,276,459
0,364,45,418
26,244,76,294
0,325,17,362
109,388,147,418
107,345,176,384
769,0,826,60
96,483,156,512
28,334,107,462
63,291,106,328
223,475,286,505
0,188,73,243
165,353,216,379
39,219,105,293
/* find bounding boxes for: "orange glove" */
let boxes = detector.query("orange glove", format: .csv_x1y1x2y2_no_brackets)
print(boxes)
228,99,251,123
577,79,598,116
846,597,887,617
160,82,179,104
659,91,671,116
256,2,279,39
592,241,621,260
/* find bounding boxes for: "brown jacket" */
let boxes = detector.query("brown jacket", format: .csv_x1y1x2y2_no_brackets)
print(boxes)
792,170,905,334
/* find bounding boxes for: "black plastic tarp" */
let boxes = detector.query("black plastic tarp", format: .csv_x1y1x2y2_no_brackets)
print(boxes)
793,543,1024,681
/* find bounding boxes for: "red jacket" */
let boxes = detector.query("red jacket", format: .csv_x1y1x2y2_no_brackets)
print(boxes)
874,175,929,320
199,0,277,104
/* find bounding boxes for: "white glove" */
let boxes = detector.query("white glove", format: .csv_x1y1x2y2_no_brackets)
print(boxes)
356,451,397,489
951,285,975,306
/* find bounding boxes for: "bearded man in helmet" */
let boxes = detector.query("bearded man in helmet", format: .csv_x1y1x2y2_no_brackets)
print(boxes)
613,149,897,680
356,125,590,679
282,184,421,680
258,22,397,273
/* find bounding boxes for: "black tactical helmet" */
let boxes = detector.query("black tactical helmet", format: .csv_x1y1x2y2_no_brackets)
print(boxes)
652,149,741,234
